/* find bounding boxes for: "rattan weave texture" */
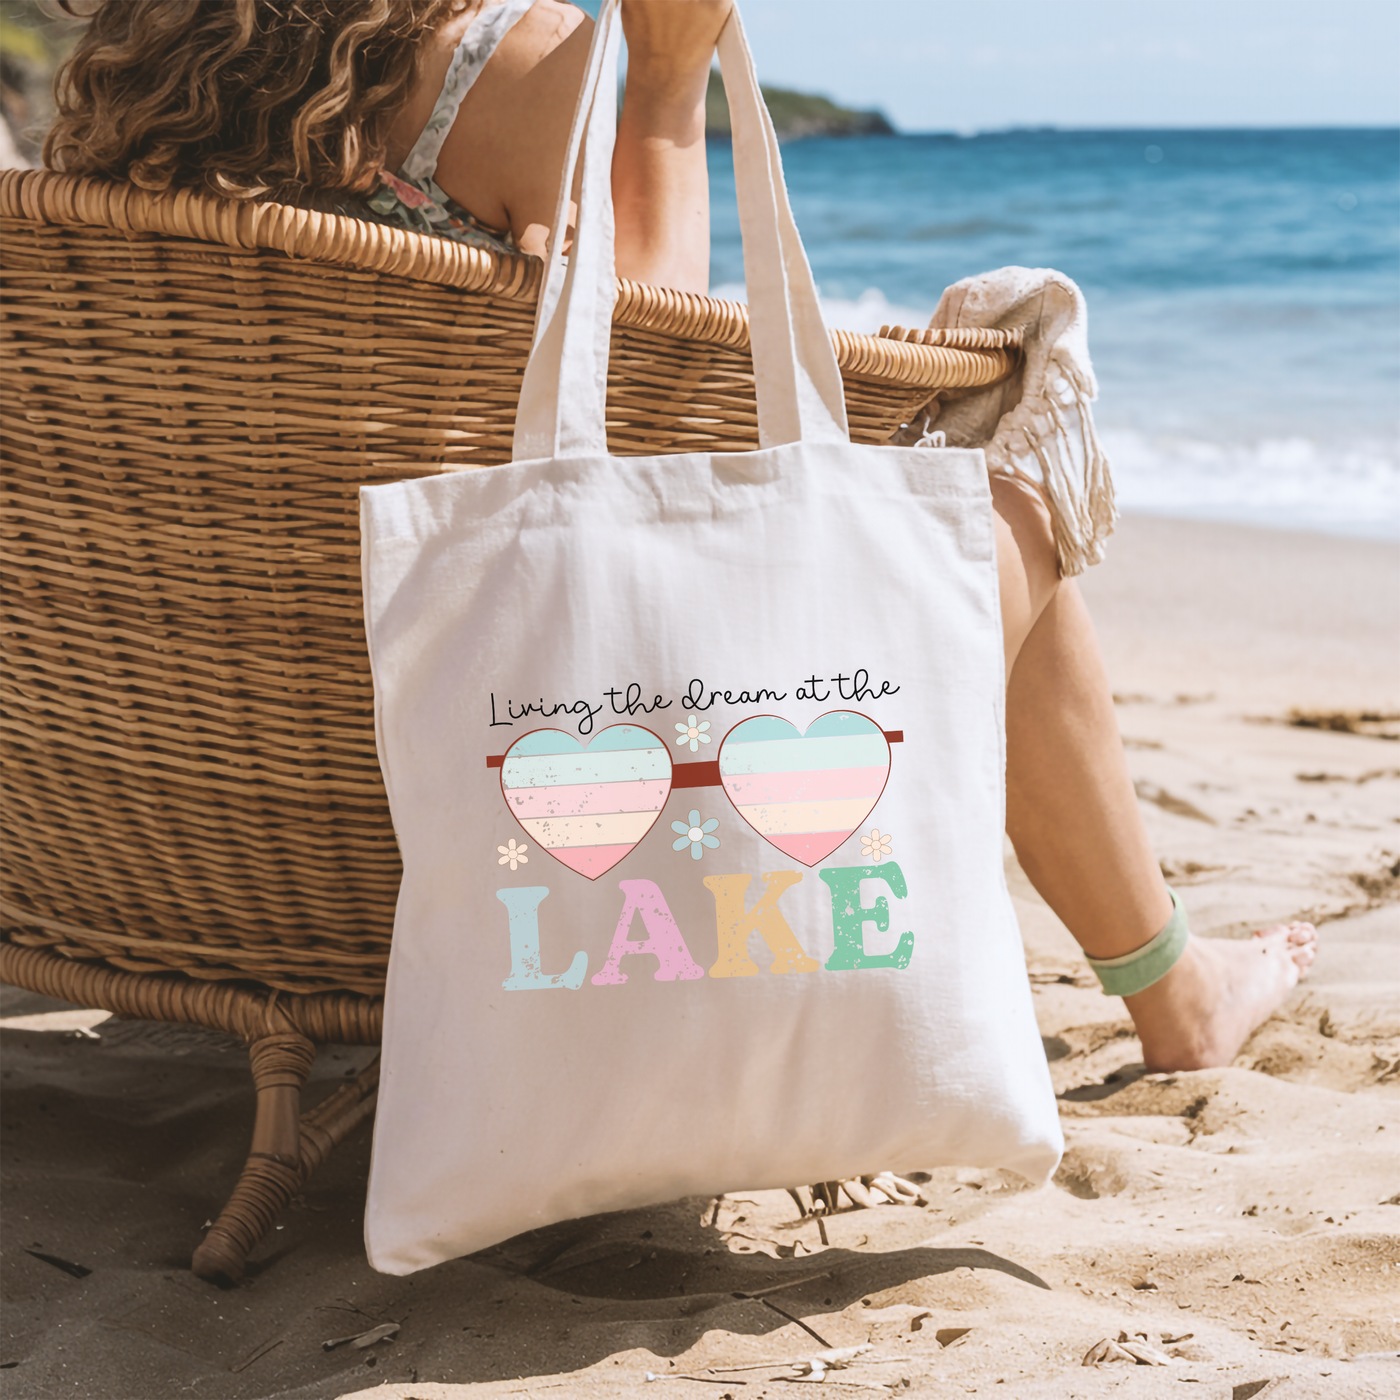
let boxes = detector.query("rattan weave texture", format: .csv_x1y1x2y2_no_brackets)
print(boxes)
0,168,1021,995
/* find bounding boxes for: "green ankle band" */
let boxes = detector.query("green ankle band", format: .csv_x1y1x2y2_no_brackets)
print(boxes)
1086,887,1190,998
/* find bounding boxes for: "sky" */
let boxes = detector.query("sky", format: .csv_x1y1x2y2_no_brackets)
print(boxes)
714,0,1400,132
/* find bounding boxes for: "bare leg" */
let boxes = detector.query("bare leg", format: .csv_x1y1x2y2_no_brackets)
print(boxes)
993,477,1316,1071
805,480,1317,1217
801,480,1317,1217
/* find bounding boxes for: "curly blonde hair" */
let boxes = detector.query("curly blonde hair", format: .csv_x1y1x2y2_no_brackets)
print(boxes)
44,0,472,200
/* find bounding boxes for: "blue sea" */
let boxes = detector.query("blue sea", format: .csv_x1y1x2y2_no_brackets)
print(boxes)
707,129,1400,539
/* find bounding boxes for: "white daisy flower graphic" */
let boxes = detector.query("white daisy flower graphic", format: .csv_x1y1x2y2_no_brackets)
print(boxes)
860,828,892,862
497,838,528,871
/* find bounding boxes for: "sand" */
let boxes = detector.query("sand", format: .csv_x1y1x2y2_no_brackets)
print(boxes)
3,514,1397,1400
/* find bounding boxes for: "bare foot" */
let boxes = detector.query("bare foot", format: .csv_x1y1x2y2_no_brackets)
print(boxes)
1125,922,1317,1071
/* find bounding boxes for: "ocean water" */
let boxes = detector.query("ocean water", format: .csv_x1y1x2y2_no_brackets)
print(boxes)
707,129,1400,539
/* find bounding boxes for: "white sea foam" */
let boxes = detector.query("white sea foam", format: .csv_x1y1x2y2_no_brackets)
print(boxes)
814,287,937,335
708,282,1399,540
711,283,935,336
1100,429,1400,541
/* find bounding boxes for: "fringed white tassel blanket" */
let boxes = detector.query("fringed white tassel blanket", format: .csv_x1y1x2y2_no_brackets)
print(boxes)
899,267,1116,578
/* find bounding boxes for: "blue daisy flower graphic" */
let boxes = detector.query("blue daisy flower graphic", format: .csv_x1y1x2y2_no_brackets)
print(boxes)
671,809,720,860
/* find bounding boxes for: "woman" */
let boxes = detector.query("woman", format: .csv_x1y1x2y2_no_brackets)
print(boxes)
45,0,1315,1080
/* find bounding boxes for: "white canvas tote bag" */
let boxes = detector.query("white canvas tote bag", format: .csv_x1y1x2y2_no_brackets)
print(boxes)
359,0,1061,1276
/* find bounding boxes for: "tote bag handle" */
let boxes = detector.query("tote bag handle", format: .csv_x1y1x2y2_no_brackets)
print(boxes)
512,0,849,461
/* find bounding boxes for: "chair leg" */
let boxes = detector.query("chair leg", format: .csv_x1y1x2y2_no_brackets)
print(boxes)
192,1030,316,1282
297,1054,381,1183
192,1036,382,1283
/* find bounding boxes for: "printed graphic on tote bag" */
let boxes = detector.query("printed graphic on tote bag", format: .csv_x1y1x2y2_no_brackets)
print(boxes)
498,710,892,876
499,725,672,880
717,711,891,867
490,689,915,990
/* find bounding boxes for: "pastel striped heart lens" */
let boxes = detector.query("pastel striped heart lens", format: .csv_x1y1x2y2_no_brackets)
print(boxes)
500,726,672,880
718,711,891,867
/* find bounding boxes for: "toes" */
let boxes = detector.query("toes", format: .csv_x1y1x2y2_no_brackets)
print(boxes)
1287,924,1318,968
1252,920,1318,945
1245,922,1316,980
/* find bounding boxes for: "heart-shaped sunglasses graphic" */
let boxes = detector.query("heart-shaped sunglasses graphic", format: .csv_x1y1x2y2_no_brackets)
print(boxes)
500,725,672,880
718,711,891,867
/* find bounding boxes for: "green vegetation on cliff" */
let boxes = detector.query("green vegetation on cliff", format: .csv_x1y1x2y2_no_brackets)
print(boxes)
705,70,894,140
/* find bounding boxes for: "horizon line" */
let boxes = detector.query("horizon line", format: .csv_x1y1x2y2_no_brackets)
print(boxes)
808,122,1400,138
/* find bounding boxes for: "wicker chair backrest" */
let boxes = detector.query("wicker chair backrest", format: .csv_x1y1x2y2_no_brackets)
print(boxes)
0,169,1019,995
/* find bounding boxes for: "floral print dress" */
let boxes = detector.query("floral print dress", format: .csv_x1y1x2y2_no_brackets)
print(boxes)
354,0,538,254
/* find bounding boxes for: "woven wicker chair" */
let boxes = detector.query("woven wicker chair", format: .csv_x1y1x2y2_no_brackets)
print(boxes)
0,165,1022,1281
